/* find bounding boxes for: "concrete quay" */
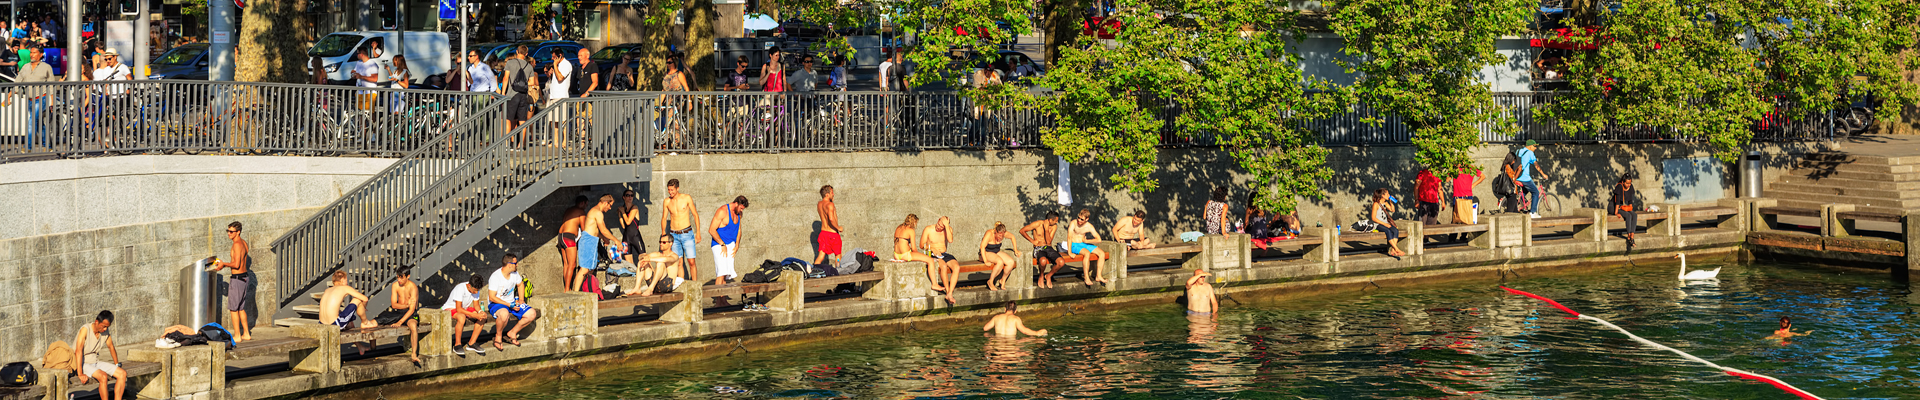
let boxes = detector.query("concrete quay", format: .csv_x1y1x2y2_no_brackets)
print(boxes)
0,199,1753,400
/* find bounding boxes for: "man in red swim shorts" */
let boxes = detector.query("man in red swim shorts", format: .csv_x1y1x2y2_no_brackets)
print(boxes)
814,185,843,266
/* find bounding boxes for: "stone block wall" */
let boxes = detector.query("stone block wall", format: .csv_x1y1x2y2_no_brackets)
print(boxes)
0,155,394,240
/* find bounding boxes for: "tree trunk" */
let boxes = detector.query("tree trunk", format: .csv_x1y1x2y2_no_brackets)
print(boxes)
685,0,716,90
1042,0,1085,65
237,0,312,82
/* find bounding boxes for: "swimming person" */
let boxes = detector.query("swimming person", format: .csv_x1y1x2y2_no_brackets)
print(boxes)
1766,316,1811,341
983,302,1047,337
893,214,952,303
1185,269,1218,315
979,222,1019,291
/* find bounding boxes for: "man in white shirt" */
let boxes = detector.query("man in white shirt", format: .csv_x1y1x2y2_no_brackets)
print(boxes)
352,48,382,110
91,49,130,94
465,50,496,93
544,49,572,146
877,50,896,92
441,273,491,356
486,253,539,350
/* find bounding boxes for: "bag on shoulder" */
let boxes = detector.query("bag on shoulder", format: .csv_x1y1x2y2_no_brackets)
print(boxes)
1492,175,1515,197
509,65,531,94
0,361,35,387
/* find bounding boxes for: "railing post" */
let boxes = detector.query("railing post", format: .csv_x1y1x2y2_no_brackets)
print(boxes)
1572,208,1608,242
1822,204,1857,237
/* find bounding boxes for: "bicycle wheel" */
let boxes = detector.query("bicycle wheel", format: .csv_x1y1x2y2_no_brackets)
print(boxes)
335,112,376,156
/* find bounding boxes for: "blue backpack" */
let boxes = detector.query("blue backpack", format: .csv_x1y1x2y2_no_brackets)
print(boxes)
199,323,237,349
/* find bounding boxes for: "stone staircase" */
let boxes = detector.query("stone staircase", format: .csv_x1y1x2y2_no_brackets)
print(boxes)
1764,152,1920,215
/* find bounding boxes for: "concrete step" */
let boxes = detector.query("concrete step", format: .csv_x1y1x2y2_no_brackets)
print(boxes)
1764,182,1920,199
1773,175,1920,191
1803,152,1920,166
1760,190,1920,209
1791,158,1918,174
290,304,321,318
274,317,319,328
1781,167,1920,182
1770,199,1907,216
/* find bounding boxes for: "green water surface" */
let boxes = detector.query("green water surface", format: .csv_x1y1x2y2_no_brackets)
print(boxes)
428,262,1920,399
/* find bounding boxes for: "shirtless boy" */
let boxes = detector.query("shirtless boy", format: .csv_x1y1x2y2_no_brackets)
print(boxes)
557,196,589,289
893,214,953,304
372,266,423,363
921,216,961,296
204,221,254,341
574,195,625,292
1020,212,1063,288
982,302,1047,337
318,271,378,353
814,185,843,266
661,179,700,283
1185,269,1218,315
1066,209,1110,286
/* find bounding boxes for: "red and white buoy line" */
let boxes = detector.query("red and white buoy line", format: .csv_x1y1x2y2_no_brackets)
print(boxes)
1500,286,1823,400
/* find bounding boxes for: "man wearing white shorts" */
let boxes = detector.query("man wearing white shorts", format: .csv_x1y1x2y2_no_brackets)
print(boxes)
707,196,749,284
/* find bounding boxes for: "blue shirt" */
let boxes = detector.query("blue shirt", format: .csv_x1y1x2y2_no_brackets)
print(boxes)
1516,148,1537,182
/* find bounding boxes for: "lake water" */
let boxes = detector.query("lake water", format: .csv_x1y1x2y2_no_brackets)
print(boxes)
429,261,1919,399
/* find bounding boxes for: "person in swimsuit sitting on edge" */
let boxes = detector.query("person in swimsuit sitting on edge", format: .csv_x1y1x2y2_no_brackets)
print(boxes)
631,235,684,297
1021,212,1064,289
1766,316,1811,343
1066,209,1110,286
978,222,1020,291
893,214,954,304
317,271,377,354
922,216,962,297
557,195,589,290
1112,209,1155,250
1185,269,1218,316
983,302,1047,338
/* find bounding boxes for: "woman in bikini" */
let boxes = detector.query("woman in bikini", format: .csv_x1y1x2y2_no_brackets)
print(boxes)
895,214,954,303
979,222,1020,291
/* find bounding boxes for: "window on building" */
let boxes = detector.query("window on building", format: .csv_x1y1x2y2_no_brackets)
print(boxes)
585,9,604,40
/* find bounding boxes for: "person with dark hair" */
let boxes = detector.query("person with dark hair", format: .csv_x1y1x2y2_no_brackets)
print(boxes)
631,235,685,296
983,302,1047,337
1021,211,1064,288
618,190,647,264
501,44,536,134
388,54,411,89
574,194,625,295
319,271,377,356
1767,316,1810,342
1607,172,1646,247
722,54,751,91
708,196,750,285
760,50,785,92
1515,140,1549,218
1370,188,1405,258
558,195,590,290
1205,186,1231,235
1414,166,1444,226
442,273,491,356
662,179,700,283
488,253,539,350
1113,209,1154,250
351,47,382,110
814,185,842,266
921,216,962,299
204,221,254,341
73,310,125,400
374,266,422,364
609,51,639,91
661,53,687,91
1498,152,1526,213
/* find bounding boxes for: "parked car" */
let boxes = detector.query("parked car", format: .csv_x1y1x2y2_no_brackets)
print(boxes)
307,31,452,86
146,43,210,80
466,41,517,64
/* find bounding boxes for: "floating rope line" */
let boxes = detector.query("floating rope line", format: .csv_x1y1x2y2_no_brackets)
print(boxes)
1500,286,1823,400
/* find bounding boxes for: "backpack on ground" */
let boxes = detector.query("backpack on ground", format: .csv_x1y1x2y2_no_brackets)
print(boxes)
163,331,210,347
742,260,781,283
0,361,35,387
199,323,237,348
854,251,877,273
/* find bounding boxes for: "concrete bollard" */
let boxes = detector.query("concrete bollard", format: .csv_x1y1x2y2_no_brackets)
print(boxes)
419,310,454,358
528,292,596,341
1823,204,1858,237
1095,241,1125,285
1491,214,1531,248
1750,198,1781,232
660,279,704,323
1647,204,1683,236
1005,255,1035,291
1905,210,1920,278
290,324,341,374
766,270,807,311
128,344,222,399
1304,228,1339,263
1396,220,1423,256
1716,198,1750,232
1571,208,1607,242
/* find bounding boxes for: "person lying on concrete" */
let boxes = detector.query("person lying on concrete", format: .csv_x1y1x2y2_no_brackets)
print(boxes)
1185,269,1218,316
575,194,626,293
922,216,962,301
442,273,490,356
1607,172,1645,248
1066,209,1110,286
814,185,843,267
1020,212,1063,289
708,196,749,285
983,302,1047,338
73,310,126,400
319,271,378,354
893,214,952,303
559,195,589,290
1113,209,1155,250
373,266,423,364
202,220,254,342
631,235,685,297
488,253,540,350
979,222,1020,291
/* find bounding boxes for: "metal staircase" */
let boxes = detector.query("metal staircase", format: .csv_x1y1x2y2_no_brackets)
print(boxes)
270,94,658,323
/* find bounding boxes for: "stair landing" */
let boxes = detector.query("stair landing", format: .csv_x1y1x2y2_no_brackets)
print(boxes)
1765,136,1920,215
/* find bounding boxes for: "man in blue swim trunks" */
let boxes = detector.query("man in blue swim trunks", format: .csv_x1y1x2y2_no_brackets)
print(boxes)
487,253,541,350
1065,209,1110,286
574,194,626,293
660,179,701,283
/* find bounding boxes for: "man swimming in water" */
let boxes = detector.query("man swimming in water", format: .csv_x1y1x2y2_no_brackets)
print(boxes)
983,302,1047,337
1185,269,1217,315
1766,316,1810,342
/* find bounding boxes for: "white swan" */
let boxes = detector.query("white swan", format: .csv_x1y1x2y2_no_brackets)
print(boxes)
1676,253,1720,280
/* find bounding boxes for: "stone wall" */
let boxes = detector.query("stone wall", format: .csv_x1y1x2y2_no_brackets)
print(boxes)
0,207,314,365
0,155,394,240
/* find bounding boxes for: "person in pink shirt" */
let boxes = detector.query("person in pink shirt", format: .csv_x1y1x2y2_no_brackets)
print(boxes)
1451,165,1486,229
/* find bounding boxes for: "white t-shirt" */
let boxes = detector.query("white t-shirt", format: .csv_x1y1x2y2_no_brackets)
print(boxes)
353,60,382,88
441,282,481,310
487,269,522,305
877,61,894,91
92,64,130,95
547,58,572,100
467,63,498,93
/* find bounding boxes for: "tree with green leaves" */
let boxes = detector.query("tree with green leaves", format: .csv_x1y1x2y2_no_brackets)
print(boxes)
770,0,1036,91
1036,0,1343,213
1329,0,1534,174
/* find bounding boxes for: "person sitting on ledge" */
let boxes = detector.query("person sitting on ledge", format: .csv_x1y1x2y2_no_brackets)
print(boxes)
73,310,126,400
1066,209,1110,286
1113,209,1155,250
922,216,962,301
1021,212,1064,289
1369,189,1406,258
1607,172,1645,248
632,235,685,297
893,214,953,304
984,302,1047,337
488,253,541,350
979,222,1020,291
318,271,378,354
373,266,423,364
442,274,491,357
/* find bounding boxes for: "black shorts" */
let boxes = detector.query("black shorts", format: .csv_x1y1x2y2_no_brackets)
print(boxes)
373,308,419,325
1034,247,1062,264
933,252,956,262
508,93,533,122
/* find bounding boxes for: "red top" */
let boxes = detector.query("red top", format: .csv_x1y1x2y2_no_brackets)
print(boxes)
1415,170,1443,203
1453,170,1481,198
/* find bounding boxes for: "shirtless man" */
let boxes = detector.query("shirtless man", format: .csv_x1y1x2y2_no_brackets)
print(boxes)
1185,269,1218,315
557,195,590,289
1112,210,1156,250
1066,209,1110,286
631,235,683,297
1020,212,1063,289
203,221,253,341
893,214,952,304
660,179,700,284
813,185,843,266
921,216,961,297
982,302,1047,337
372,266,423,363
317,271,378,354
573,195,626,292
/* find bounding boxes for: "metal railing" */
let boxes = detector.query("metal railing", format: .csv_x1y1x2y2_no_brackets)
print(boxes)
0,81,503,162
652,91,1050,152
272,94,657,305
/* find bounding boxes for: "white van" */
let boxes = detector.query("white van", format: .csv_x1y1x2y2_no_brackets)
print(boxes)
307,31,450,86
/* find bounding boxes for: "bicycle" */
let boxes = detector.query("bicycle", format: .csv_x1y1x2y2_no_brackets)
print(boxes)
309,99,376,156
